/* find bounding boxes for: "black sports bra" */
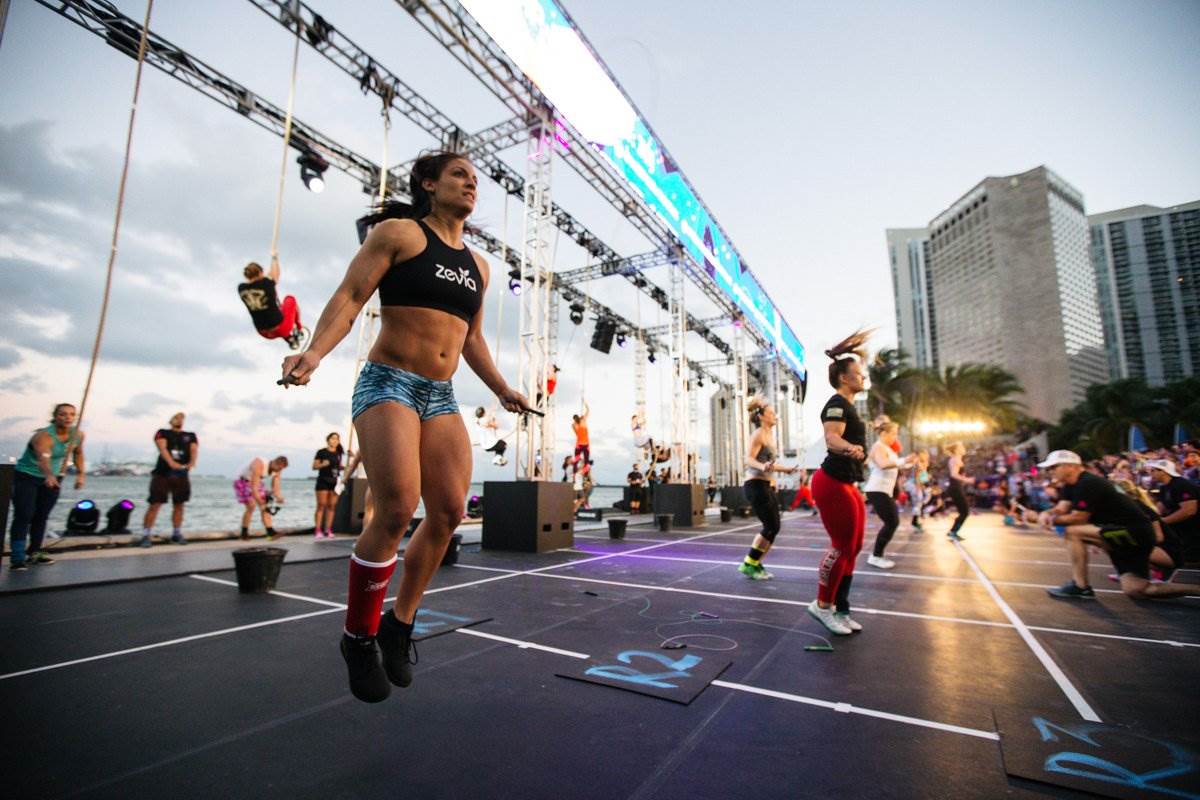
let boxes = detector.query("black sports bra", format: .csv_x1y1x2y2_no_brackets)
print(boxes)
377,220,484,322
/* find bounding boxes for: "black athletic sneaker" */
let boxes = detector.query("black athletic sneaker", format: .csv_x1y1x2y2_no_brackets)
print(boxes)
376,610,418,688
340,635,391,703
1047,581,1095,599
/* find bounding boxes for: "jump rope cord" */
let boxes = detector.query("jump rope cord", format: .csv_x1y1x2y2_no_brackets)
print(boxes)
63,0,155,480
493,192,507,366
268,7,303,267
582,590,832,652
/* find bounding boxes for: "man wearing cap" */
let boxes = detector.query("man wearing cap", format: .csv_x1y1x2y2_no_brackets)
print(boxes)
1147,459,1200,564
1038,450,1200,601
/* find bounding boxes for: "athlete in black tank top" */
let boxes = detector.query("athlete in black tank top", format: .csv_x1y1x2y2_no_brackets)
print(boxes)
377,220,484,322
279,152,533,705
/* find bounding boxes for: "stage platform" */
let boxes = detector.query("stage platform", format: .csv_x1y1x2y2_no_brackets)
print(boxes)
2,511,1197,799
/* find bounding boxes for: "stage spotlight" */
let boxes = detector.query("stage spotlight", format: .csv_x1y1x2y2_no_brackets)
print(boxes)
647,351,656,364
466,495,483,518
105,499,135,534
616,332,626,348
507,268,522,296
697,377,704,388
569,302,585,325
297,151,329,193
66,499,101,536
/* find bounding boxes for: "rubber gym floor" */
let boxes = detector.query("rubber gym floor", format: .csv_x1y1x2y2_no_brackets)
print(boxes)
2,510,1197,799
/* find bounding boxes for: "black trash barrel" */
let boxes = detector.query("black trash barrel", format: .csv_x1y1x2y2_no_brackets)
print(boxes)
720,508,732,523
655,513,673,533
232,547,287,594
607,519,627,540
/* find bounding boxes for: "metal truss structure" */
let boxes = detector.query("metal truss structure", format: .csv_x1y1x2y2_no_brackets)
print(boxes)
40,0,807,483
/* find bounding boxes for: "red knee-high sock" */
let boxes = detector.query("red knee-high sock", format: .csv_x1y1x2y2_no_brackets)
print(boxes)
344,552,397,638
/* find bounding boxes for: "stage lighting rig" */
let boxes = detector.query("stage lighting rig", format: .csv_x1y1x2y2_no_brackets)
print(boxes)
105,499,136,534
298,151,329,193
66,499,100,535
569,302,586,325
507,268,522,296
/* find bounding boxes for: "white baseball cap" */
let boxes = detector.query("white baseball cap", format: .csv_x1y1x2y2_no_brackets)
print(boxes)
1037,450,1082,469
1145,459,1180,478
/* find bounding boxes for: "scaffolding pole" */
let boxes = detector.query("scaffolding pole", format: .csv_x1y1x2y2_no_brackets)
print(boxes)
668,260,689,482
515,113,553,480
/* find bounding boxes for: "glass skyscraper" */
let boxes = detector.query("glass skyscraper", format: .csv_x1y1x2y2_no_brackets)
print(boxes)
1090,201,1200,385
889,166,1109,423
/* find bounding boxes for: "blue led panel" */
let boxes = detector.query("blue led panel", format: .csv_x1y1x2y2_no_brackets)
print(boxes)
462,0,806,380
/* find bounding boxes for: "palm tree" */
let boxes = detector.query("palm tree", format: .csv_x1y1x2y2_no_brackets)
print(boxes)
867,347,908,421
892,362,1025,438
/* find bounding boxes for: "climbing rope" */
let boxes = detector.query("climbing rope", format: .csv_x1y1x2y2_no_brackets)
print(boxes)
62,0,155,478
268,7,304,268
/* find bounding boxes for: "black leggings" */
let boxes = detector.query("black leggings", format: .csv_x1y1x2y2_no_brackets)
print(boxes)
949,481,970,532
743,479,781,543
866,491,899,557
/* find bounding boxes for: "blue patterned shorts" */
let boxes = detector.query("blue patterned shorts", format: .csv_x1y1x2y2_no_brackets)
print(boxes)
351,361,459,421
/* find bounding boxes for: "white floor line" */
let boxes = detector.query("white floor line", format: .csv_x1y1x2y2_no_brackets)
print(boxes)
453,627,590,659
443,624,1001,742
603,553,1169,596
953,540,1102,722
710,680,1000,741
0,607,341,681
5,526,756,681
188,574,347,608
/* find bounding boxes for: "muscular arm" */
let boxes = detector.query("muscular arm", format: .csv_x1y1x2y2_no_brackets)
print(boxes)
303,220,420,362
460,253,523,406
28,432,57,484
1161,499,1198,526
744,429,772,471
822,420,862,458
187,440,198,470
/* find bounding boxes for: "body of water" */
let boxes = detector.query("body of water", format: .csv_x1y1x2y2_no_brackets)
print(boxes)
34,476,626,535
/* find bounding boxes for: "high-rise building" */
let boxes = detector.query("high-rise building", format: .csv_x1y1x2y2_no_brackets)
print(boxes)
1089,201,1200,385
912,166,1108,422
886,228,936,369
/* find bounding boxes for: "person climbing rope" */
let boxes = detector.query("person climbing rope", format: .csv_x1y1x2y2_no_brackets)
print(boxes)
475,406,510,466
238,259,308,349
572,400,591,464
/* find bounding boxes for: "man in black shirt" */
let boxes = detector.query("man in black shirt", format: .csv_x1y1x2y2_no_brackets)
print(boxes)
238,260,307,350
1147,459,1200,563
626,464,645,515
1039,450,1200,600
139,412,198,547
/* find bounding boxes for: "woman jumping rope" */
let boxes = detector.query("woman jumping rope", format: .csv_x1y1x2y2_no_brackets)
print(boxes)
281,151,532,703
738,396,799,580
808,330,871,636
946,442,972,541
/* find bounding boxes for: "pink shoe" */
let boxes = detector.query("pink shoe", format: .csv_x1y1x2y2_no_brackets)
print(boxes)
324,530,336,539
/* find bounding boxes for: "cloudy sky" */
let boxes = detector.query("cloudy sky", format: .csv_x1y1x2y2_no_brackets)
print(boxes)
1,0,1198,482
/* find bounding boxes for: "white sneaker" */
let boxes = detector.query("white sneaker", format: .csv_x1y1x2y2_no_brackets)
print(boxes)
867,555,895,570
834,612,862,632
807,600,852,635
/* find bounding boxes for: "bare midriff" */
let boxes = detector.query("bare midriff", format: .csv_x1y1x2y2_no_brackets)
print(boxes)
368,307,469,381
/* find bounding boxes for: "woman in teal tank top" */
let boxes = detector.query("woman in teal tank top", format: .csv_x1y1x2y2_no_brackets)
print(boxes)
8,403,85,570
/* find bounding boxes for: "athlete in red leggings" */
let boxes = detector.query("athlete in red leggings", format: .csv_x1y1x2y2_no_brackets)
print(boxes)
808,330,871,636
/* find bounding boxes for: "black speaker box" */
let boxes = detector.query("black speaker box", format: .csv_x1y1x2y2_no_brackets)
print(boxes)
482,480,574,552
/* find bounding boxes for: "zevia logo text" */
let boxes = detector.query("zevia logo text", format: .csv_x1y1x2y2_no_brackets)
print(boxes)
435,264,477,292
